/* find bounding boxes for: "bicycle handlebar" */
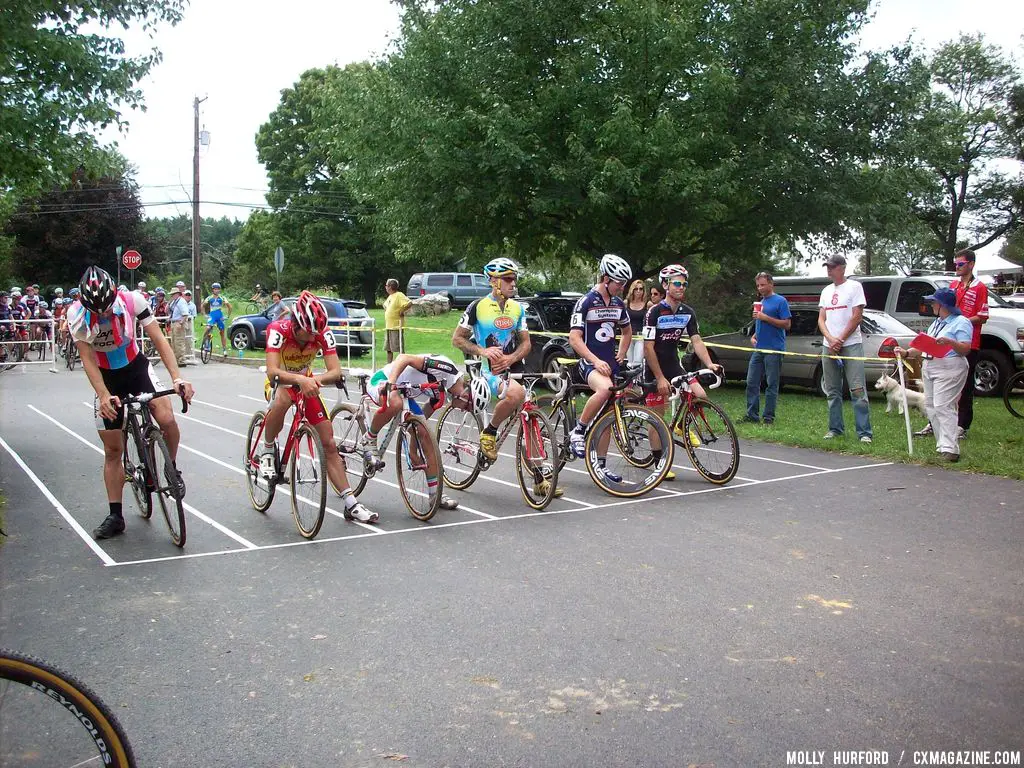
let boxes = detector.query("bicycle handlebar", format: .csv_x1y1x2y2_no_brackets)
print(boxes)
121,388,189,414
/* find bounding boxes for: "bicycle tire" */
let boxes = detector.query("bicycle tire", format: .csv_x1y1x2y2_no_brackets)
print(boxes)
0,649,137,768
396,416,443,522
533,394,573,473
148,427,186,547
584,404,673,497
435,403,483,490
515,409,560,510
290,423,327,539
200,332,211,364
328,402,368,496
1004,369,1024,419
123,422,153,519
0,343,14,372
245,411,276,512
67,338,77,370
678,398,740,485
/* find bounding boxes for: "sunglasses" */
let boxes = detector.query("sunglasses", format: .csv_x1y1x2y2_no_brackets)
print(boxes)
669,280,688,288
954,261,970,268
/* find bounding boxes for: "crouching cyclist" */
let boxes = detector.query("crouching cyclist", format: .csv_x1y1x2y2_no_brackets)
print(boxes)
257,291,377,523
361,353,472,510
69,266,195,540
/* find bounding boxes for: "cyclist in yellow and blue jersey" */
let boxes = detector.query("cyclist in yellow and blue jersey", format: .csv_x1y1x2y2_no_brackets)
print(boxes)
202,282,232,357
451,258,531,462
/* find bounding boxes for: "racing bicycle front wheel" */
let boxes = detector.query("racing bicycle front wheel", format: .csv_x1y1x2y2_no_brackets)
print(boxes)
200,330,212,364
244,411,276,512
435,403,483,490
290,423,327,539
678,398,739,485
1004,369,1024,419
148,426,186,547
328,402,368,496
515,408,559,510
396,415,442,521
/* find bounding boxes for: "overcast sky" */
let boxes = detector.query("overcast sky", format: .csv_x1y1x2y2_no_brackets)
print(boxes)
104,0,1023,267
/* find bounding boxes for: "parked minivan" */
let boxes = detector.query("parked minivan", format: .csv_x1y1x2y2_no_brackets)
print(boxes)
774,273,1024,396
406,272,492,309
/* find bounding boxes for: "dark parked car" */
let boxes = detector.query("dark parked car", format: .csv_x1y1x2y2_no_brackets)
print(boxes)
517,293,580,386
228,296,372,355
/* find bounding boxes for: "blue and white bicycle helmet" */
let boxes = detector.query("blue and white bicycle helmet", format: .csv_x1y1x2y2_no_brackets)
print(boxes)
483,258,519,279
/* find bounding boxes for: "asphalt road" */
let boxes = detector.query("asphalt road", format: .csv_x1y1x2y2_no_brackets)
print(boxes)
1,361,1021,768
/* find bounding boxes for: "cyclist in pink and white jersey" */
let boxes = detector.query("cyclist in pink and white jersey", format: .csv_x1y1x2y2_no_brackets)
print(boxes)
69,266,195,540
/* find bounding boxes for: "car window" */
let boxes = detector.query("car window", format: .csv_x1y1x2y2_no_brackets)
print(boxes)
473,275,489,287
520,301,543,331
789,310,819,336
861,281,891,311
322,302,346,318
457,275,472,286
861,311,915,336
408,274,423,285
896,281,936,313
542,300,575,332
427,274,454,287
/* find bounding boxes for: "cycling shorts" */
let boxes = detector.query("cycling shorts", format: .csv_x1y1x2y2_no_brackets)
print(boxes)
94,354,161,431
284,386,329,426
206,311,225,330
578,358,619,384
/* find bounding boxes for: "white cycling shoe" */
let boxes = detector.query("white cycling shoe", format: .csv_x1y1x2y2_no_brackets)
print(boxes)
344,502,379,523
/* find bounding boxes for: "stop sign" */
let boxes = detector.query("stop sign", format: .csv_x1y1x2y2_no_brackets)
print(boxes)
121,249,142,270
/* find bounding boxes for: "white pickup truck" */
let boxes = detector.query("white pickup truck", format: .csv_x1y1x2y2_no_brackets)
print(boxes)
774,274,1024,396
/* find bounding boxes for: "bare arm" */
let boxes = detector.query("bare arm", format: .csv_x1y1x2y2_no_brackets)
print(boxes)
452,325,486,358
568,329,593,364
143,322,184,385
313,352,343,387
265,349,311,388
689,335,721,372
506,330,531,366
387,353,424,384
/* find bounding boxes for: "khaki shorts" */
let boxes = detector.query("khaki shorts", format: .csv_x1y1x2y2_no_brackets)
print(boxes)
385,329,404,353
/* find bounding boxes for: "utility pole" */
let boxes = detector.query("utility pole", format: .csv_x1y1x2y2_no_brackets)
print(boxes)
192,95,208,295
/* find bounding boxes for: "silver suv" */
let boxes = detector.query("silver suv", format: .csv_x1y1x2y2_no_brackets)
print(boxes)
406,272,492,309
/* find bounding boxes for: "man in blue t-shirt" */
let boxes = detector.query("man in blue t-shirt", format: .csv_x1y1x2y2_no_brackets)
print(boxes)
744,272,791,424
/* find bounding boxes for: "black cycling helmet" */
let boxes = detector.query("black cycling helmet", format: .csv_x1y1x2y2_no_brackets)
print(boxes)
78,265,117,314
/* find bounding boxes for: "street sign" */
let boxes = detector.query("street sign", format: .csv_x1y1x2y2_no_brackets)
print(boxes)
274,246,284,273
122,249,142,270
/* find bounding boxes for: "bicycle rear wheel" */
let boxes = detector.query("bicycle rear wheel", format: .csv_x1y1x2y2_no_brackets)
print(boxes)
329,402,368,496
290,423,327,539
123,423,152,519
679,398,739,485
396,416,442,521
148,427,186,547
0,650,137,768
584,404,673,497
533,394,572,473
245,411,276,512
1004,369,1024,419
515,409,559,510
435,403,483,490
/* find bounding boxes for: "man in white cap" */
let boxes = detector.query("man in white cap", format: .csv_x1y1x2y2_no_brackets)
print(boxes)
168,284,189,365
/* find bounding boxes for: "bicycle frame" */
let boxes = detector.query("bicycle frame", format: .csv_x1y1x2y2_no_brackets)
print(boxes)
248,385,311,478
548,361,644,456
355,376,429,467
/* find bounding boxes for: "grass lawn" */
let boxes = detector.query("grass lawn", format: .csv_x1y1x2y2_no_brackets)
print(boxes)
200,307,1023,481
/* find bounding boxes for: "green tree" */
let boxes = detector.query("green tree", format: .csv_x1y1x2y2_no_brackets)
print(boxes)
1,1,185,192
140,214,244,288
3,167,150,288
909,35,1023,269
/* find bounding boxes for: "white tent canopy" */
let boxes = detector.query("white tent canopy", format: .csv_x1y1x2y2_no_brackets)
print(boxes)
975,251,1022,276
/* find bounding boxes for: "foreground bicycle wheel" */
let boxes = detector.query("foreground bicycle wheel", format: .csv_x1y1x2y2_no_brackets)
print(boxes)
679,398,739,484
0,650,137,767
148,427,186,547
515,409,559,510
328,402,368,495
123,423,153,519
396,416,442,521
290,423,327,539
435,403,483,490
245,411,276,512
585,404,673,497
1005,369,1024,419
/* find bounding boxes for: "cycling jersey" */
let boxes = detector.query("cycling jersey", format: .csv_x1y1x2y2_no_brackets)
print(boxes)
642,300,699,382
458,295,527,396
570,289,629,365
265,317,337,373
368,355,462,406
206,294,226,315
68,291,154,370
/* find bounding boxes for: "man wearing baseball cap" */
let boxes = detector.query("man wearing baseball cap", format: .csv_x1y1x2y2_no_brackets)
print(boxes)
817,254,873,443
168,284,189,365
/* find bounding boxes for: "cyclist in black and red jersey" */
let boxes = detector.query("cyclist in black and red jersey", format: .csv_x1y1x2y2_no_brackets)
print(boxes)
258,291,378,523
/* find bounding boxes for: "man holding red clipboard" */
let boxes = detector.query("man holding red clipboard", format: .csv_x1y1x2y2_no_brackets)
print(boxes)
893,288,974,462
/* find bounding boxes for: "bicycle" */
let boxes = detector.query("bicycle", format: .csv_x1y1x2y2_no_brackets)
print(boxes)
655,369,740,485
0,649,137,767
534,358,675,498
434,361,564,510
199,324,214,364
1004,368,1024,418
244,377,329,538
121,389,190,547
64,332,78,370
329,374,445,521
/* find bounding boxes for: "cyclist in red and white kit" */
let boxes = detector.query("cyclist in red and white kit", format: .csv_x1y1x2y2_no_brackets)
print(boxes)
259,291,378,523
69,266,195,540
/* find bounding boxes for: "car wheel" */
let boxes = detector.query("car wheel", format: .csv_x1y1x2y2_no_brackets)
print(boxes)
542,352,566,391
813,364,827,397
974,350,1010,397
231,328,253,350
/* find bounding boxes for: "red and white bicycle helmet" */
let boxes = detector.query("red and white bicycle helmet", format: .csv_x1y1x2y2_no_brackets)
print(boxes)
292,290,328,335
658,264,689,285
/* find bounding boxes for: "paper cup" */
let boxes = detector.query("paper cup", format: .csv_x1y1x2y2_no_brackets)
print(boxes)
753,301,763,315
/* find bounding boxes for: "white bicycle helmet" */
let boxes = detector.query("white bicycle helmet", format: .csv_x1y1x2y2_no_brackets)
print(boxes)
599,253,633,282
483,258,519,279
658,264,689,284
469,375,491,415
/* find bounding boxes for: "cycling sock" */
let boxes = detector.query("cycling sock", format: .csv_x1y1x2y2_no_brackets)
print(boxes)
651,449,663,462
483,424,497,437
365,429,378,442
109,502,123,519
426,475,438,490
340,489,357,510
596,457,606,468
574,420,589,434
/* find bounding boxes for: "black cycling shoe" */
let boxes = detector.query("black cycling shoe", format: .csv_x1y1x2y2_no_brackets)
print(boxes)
93,514,126,540
171,468,186,498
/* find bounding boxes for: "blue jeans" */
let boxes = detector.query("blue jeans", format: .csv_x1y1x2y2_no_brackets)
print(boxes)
821,343,872,438
745,351,782,421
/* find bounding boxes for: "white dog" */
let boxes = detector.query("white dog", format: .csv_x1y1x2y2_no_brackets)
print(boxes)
874,373,928,418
